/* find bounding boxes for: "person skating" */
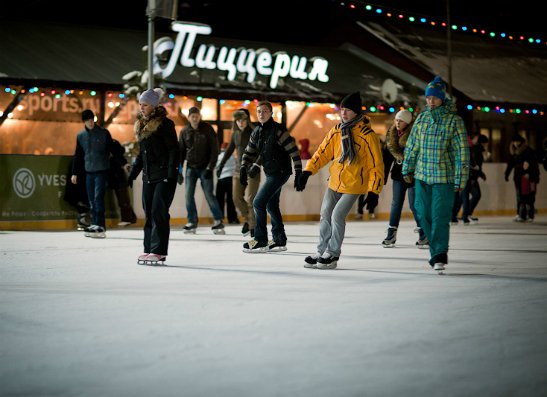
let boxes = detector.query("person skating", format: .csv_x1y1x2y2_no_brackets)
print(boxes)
380,109,428,249
240,101,302,253
128,88,179,265
402,76,470,273
71,109,113,238
297,91,384,269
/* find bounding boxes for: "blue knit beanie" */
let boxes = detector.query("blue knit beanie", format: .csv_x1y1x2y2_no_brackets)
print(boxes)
425,76,446,101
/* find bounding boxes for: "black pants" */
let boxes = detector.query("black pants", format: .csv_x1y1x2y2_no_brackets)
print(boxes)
142,179,177,255
216,177,238,223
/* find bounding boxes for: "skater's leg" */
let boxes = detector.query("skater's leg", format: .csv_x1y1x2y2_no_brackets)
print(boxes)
325,192,359,257
388,180,406,228
150,179,177,256
429,183,454,264
184,167,199,225
266,174,290,244
200,170,224,221
142,182,154,254
246,173,260,230
317,188,338,255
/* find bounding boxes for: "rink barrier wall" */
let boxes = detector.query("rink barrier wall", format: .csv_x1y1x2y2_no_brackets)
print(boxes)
0,156,545,230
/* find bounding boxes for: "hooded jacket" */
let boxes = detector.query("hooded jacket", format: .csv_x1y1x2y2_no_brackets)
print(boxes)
304,115,384,195
129,106,179,183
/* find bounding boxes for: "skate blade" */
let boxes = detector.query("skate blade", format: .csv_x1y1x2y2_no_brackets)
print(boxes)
89,234,106,239
242,247,268,253
268,247,287,252
184,230,196,234
382,243,395,248
417,245,429,249
213,230,226,235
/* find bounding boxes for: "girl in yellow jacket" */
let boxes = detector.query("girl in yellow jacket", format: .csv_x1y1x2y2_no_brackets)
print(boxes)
296,92,384,269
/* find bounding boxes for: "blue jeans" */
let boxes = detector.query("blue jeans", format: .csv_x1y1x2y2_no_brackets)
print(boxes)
388,179,421,229
318,188,359,257
414,180,455,265
253,173,290,245
185,167,223,224
86,170,108,228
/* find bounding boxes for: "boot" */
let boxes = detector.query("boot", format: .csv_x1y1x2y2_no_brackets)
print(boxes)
382,226,397,248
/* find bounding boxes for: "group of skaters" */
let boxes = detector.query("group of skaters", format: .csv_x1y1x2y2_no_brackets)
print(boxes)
71,75,542,271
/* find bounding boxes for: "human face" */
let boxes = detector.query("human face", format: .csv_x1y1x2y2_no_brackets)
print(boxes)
139,102,154,117
340,107,357,123
188,112,201,128
256,105,272,124
83,119,95,129
395,118,408,130
426,96,443,109
236,118,248,129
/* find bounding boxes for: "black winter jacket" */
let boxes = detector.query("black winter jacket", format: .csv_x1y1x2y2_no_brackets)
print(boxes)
179,121,218,170
129,106,179,184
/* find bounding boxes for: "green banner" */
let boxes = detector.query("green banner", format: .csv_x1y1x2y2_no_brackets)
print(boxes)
0,154,117,221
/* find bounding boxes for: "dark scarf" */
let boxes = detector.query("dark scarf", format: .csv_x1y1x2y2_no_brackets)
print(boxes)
339,113,364,165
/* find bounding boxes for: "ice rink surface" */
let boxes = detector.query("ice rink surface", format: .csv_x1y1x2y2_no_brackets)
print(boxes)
1,216,547,397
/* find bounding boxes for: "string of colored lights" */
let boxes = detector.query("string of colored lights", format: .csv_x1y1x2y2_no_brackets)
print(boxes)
341,2,546,46
2,85,544,118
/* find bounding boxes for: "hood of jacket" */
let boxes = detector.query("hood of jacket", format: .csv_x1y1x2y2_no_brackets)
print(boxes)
134,106,168,141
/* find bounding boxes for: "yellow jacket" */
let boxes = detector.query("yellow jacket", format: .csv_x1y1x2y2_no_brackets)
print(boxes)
304,116,384,195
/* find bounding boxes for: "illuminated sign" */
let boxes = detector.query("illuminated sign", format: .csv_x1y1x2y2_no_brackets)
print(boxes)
154,21,330,89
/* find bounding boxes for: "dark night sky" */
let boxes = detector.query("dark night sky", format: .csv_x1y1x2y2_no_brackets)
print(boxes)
3,0,546,43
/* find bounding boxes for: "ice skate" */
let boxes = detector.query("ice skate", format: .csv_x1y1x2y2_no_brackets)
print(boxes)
211,220,225,235
267,240,287,252
137,253,150,265
316,253,339,270
381,227,397,248
144,253,166,265
304,252,321,269
85,225,106,238
242,239,268,253
415,227,429,249
183,223,197,234
77,213,90,231
433,263,446,274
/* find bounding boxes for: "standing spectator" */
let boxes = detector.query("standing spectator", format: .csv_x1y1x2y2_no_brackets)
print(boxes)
460,133,488,224
179,106,225,235
402,76,470,272
504,134,540,222
216,109,261,237
381,109,428,248
240,101,302,252
215,142,239,224
128,88,179,264
297,92,384,269
109,139,137,226
71,109,113,238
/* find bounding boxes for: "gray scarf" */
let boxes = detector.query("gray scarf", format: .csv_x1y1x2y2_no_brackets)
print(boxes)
339,113,364,165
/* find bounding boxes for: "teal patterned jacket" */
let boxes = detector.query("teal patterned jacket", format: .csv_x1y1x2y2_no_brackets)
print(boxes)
402,101,470,189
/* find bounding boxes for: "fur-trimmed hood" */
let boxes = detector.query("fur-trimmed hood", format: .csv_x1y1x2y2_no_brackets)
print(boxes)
134,106,168,141
386,122,413,162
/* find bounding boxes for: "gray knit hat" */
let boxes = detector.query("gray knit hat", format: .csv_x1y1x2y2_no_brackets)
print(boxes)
139,89,160,107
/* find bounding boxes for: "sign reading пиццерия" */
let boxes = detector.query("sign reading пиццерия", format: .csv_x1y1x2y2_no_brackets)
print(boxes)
154,21,330,89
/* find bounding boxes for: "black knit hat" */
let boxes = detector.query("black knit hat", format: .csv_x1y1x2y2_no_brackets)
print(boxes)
188,106,200,116
81,109,95,121
340,92,362,114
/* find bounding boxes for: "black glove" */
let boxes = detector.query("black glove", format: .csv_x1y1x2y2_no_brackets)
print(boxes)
216,165,223,179
248,164,260,178
177,172,184,185
204,169,213,179
296,170,311,192
364,192,379,211
240,166,248,186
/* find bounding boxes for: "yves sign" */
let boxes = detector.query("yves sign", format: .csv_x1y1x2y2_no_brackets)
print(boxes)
154,21,330,89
